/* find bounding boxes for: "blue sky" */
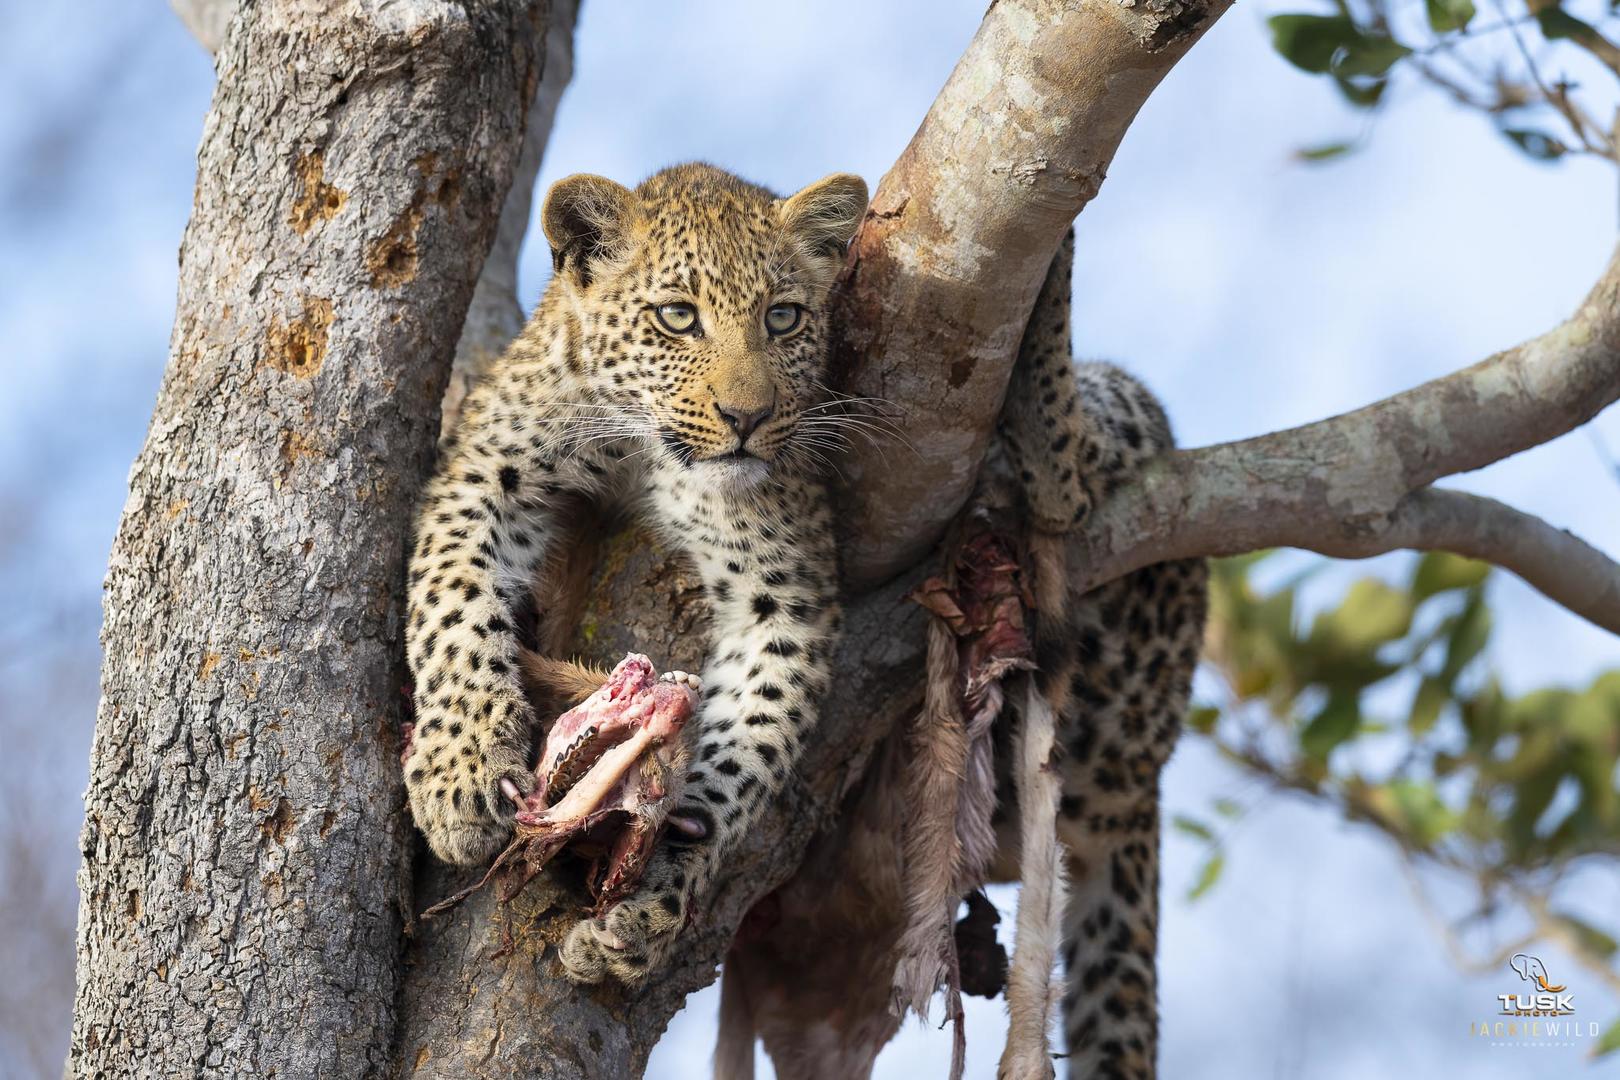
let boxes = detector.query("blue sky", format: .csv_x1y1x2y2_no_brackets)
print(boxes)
0,1,1616,1076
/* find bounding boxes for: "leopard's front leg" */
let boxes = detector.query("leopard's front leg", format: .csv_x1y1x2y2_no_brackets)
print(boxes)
561,472,839,984
404,381,614,866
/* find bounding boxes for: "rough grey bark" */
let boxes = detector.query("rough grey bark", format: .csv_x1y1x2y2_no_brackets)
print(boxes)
165,0,583,441
440,0,579,437
70,1,546,1075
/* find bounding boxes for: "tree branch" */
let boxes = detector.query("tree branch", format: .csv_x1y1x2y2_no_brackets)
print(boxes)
833,0,1234,588
1069,242,1620,633
1376,490,1620,632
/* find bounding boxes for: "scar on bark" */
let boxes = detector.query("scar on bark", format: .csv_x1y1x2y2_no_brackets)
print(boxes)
366,153,467,288
289,151,346,235
265,297,333,378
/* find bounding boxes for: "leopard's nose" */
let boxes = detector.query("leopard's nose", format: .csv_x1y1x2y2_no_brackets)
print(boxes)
715,401,773,441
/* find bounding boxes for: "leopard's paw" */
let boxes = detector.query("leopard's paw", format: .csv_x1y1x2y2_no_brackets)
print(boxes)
559,851,693,985
404,710,533,866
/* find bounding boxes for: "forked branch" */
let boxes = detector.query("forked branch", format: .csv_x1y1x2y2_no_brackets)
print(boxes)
1059,243,1620,633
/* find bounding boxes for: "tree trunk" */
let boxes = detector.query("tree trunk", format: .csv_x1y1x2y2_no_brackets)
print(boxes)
70,2,546,1074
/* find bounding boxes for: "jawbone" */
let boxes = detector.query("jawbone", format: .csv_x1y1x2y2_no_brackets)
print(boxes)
420,653,699,918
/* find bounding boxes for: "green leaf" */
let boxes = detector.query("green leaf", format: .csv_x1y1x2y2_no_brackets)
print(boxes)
1313,579,1415,653
1269,14,1360,73
1334,73,1388,108
1536,6,1596,41
1188,705,1221,735
1301,693,1361,759
1188,852,1225,901
1505,763,1564,852
1504,687,1574,732
1334,35,1412,77
1389,779,1458,846
1502,128,1567,161
1412,552,1489,601
1458,677,1505,750
1566,680,1620,749
1296,141,1357,163
1214,798,1244,819
1594,1017,1620,1059
1256,585,1299,644
1588,670,1620,714
1442,590,1492,681
1172,815,1215,842
1410,676,1449,734
1426,0,1476,30
1551,911,1619,959
1266,14,1410,78
1232,663,1275,700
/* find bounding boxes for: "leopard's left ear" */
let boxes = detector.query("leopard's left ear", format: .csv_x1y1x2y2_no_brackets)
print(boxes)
778,173,869,257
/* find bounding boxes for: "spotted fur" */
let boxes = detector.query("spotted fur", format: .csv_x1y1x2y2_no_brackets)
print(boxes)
403,163,867,983
995,231,1209,1078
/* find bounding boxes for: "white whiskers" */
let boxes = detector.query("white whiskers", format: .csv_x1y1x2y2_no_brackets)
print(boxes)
786,384,917,471
538,401,655,458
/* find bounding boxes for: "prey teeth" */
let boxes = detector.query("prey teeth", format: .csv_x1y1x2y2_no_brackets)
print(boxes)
538,664,701,811
658,670,702,691
544,724,601,806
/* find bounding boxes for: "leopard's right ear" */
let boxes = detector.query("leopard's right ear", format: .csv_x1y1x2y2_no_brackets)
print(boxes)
541,174,639,288
778,173,868,258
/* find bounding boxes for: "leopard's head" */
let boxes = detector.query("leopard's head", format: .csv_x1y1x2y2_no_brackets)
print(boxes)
541,162,867,485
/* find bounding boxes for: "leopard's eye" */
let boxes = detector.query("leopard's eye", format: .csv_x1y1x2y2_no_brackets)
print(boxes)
654,303,699,334
765,303,804,336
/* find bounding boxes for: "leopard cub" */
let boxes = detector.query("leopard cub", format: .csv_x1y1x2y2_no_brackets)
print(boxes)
404,163,866,984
